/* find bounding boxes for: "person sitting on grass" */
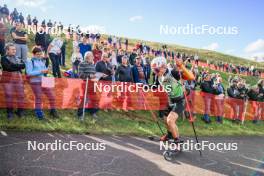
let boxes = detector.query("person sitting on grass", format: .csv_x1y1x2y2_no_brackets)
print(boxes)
26,46,58,120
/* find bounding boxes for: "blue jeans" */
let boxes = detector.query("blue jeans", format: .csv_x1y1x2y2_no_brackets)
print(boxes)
15,44,28,62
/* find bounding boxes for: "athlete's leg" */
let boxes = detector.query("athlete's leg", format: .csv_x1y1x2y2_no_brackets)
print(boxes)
166,111,179,139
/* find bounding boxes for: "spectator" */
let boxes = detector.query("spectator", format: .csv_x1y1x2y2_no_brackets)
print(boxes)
25,47,58,120
115,55,132,82
227,79,247,123
47,36,63,78
125,38,128,51
247,81,263,123
115,55,132,110
78,36,92,58
213,76,225,123
32,16,38,30
35,27,51,54
41,20,46,27
60,38,66,66
95,52,113,81
10,8,18,24
11,21,28,62
0,4,9,23
18,12,24,26
0,21,7,56
92,43,102,64
200,74,215,123
1,43,25,119
26,14,31,26
71,46,83,77
131,56,147,84
129,49,137,65
77,51,99,119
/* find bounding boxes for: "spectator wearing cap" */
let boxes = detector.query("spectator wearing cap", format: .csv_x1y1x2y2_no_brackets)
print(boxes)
131,56,147,84
11,21,28,62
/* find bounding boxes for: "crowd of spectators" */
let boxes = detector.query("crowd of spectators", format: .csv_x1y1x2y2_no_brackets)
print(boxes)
0,4,263,124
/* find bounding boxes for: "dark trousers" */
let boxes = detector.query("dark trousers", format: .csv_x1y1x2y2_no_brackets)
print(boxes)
30,82,56,110
49,53,61,78
60,46,66,66
0,40,5,56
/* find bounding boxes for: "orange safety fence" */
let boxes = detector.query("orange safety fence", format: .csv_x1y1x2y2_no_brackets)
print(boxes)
0,72,263,121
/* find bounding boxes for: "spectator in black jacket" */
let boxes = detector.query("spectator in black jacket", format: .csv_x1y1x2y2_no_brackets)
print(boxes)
200,74,219,123
248,80,264,123
115,55,132,110
115,55,132,82
129,49,137,65
0,43,25,120
95,52,113,81
18,13,24,26
227,79,247,123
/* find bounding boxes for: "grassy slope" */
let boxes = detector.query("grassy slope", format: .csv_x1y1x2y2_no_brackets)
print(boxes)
1,32,263,136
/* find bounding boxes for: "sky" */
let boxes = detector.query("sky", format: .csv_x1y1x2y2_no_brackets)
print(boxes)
2,0,264,61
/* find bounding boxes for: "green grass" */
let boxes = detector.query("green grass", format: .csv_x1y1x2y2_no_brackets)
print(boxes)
1,109,264,136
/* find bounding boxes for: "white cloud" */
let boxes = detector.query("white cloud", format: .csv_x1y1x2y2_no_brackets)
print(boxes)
129,15,143,22
14,0,53,13
244,39,264,61
244,39,264,53
15,0,46,7
203,42,219,51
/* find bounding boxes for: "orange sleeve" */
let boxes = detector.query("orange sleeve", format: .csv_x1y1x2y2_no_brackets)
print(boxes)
180,65,195,81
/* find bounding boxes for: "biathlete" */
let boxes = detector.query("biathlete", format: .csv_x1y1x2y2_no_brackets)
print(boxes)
151,57,195,143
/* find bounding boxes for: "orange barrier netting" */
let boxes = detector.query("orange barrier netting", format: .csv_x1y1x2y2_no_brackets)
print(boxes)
0,72,263,121
193,61,264,78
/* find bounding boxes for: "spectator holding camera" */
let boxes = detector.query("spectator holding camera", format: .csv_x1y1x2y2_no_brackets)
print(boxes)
213,76,225,123
227,78,248,123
